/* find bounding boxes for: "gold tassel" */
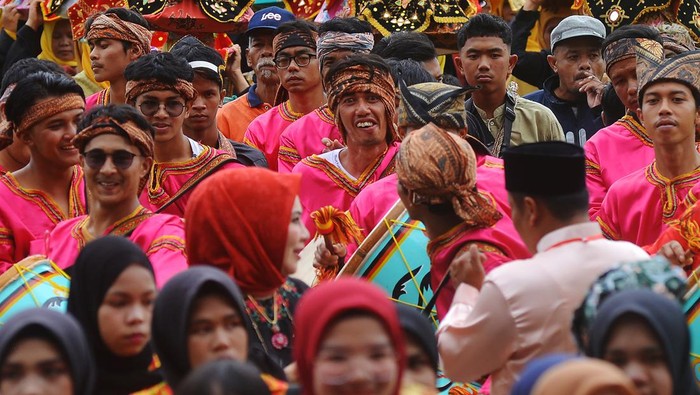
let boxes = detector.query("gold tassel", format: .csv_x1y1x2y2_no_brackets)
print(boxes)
311,206,365,282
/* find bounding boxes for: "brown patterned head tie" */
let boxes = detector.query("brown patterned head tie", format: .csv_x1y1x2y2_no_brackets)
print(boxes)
73,116,154,158
86,13,152,57
656,23,697,55
15,94,85,137
603,37,638,75
327,64,397,142
273,29,318,58
638,49,700,104
634,38,665,102
396,123,502,228
125,78,197,104
0,83,16,151
316,31,374,67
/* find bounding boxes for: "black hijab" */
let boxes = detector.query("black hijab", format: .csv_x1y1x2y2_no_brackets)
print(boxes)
396,304,438,372
152,266,284,390
587,289,699,395
67,236,161,394
0,308,95,394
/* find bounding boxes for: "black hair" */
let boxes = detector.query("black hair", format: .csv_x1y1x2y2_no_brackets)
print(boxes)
124,52,194,85
509,189,589,222
176,360,271,395
170,36,224,89
601,24,663,55
5,72,84,126
441,74,463,88
77,104,155,154
457,13,512,51
318,17,372,35
324,53,393,88
275,19,318,37
372,31,437,62
1,59,67,95
386,58,436,87
601,83,625,126
85,8,149,51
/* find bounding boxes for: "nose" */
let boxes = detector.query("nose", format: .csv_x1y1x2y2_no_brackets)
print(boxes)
477,55,490,70
623,361,650,390
192,95,206,110
262,44,274,58
300,222,310,244
578,56,591,71
66,121,78,138
627,78,638,101
212,327,232,351
126,304,146,325
287,58,301,72
100,155,118,174
17,375,44,395
355,98,371,114
154,104,169,119
90,46,98,61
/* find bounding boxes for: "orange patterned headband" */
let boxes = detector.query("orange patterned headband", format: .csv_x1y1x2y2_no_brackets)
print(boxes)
15,94,85,134
125,78,197,103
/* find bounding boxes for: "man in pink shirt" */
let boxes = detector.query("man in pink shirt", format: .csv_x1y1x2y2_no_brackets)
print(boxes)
243,20,325,171
437,142,648,395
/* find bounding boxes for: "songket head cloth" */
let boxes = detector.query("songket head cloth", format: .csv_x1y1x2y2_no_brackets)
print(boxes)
0,309,95,395
656,23,697,55
185,168,301,296
397,81,479,138
636,47,700,105
396,123,502,228
67,236,161,393
603,36,640,76
125,78,197,105
316,29,374,67
85,12,152,57
12,94,85,139
532,359,637,395
326,55,397,143
293,278,406,395
503,141,586,196
587,290,699,395
73,116,154,158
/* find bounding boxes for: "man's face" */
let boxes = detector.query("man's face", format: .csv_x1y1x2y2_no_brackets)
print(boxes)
639,81,700,147
135,90,190,144
421,57,443,82
275,45,322,94
550,37,605,98
320,49,353,85
337,90,388,148
246,31,278,84
608,56,639,113
89,38,139,83
184,73,223,135
456,36,517,95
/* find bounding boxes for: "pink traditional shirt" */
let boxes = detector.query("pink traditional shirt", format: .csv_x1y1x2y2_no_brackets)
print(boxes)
278,105,343,173
85,89,109,111
244,101,303,172
140,142,241,217
437,222,649,395
596,162,700,247
584,115,653,219
0,166,87,271
293,142,400,235
36,206,187,287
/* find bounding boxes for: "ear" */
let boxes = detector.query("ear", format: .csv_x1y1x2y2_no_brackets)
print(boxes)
454,56,463,77
219,89,226,105
245,48,253,69
636,106,644,125
140,156,153,179
17,129,33,147
546,54,557,73
523,196,538,227
128,46,141,62
79,155,85,169
508,53,518,74
184,101,192,118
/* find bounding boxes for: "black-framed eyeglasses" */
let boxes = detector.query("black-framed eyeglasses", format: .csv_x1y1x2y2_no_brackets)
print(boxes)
138,100,186,117
274,53,316,69
83,149,139,170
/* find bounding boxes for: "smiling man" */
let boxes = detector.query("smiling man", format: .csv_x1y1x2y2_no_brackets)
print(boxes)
243,20,325,171
292,54,399,234
597,47,700,247
124,52,241,217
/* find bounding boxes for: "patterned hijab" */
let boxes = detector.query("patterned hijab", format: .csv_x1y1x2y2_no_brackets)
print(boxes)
396,123,502,228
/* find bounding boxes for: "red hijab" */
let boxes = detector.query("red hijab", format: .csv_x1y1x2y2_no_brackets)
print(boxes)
293,278,406,395
185,168,301,295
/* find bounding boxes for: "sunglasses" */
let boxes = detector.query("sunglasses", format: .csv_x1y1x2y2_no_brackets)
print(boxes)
138,100,185,117
83,149,139,170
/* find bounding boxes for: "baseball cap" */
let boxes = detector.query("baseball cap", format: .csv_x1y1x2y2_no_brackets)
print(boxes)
246,6,295,34
550,15,606,50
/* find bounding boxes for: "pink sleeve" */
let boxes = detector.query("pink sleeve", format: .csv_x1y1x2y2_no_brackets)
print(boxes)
146,223,188,288
596,190,622,241
585,140,606,219
278,130,300,174
437,281,517,383
243,122,262,150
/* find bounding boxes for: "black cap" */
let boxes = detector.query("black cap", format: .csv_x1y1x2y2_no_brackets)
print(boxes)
504,142,586,196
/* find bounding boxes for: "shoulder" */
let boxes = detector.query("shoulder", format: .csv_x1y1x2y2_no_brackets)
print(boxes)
523,89,545,103
515,97,558,120
52,216,85,233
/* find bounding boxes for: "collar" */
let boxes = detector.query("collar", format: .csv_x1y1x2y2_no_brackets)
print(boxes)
247,84,263,108
536,222,603,252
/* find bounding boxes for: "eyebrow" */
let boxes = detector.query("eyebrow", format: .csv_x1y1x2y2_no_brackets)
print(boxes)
277,49,314,57
466,47,504,54
141,94,182,101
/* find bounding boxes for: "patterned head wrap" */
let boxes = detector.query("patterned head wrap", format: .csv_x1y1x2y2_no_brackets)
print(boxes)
327,63,397,142
86,13,152,58
14,94,85,138
396,123,502,228
125,79,197,104
397,81,479,139
637,46,700,103
316,31,374,67
656,23,697,55
272,29,318,58
603,37,638,75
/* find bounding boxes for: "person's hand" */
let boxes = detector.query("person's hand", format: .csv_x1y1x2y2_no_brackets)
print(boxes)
1,4,20,34
225,44,243,77
321,137,344,153
522,0,543,11
284,362,298,383
25,0,43,31
577,73,605,109
657,240,693,268
449,244,486,289
313,241,346,269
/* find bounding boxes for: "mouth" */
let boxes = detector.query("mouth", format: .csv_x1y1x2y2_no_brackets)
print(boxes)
476,74,493,83
355,120,377,129
656,119,677,128
189,114,208,120
152,123,170,132
286,76,303,83
125,333,146,344
97,179,120,189
91,63,102,70
60,145,78,153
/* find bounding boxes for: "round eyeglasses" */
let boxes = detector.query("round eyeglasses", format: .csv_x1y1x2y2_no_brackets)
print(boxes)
274,53,316,69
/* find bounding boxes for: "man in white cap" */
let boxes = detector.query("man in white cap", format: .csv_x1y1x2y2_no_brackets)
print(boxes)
524,15,607,147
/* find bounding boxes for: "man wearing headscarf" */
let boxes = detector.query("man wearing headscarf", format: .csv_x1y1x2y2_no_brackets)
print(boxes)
83,8,152,110
292,54,399,235
36,104,187,288
243,20,325,171
596,48,700,246
437,141,648,395
584,25,664,218
278,17,374,173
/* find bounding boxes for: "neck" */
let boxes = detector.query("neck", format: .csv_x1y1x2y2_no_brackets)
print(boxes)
13,160,74,193
0,150,26,173
472,89,507,118
87,199,141,236
554,85,581,103
340,142,388,178
184,125,219,148
108,78,127,105
535,213,592,249
654,141,700,179
155,133,192,163
422,214,465,240
288,87,325,115
256,79,279,105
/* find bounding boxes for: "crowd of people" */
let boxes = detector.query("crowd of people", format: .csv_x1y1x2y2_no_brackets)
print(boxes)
0,0,697,394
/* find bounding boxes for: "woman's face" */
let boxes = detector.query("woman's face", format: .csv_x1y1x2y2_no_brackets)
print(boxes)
187,293,249,369
402,335,436,390
98,265,156,357
0,338,73,395
313,315,399,395
22,106,82,169
51,20,75,62
281,197,309,276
